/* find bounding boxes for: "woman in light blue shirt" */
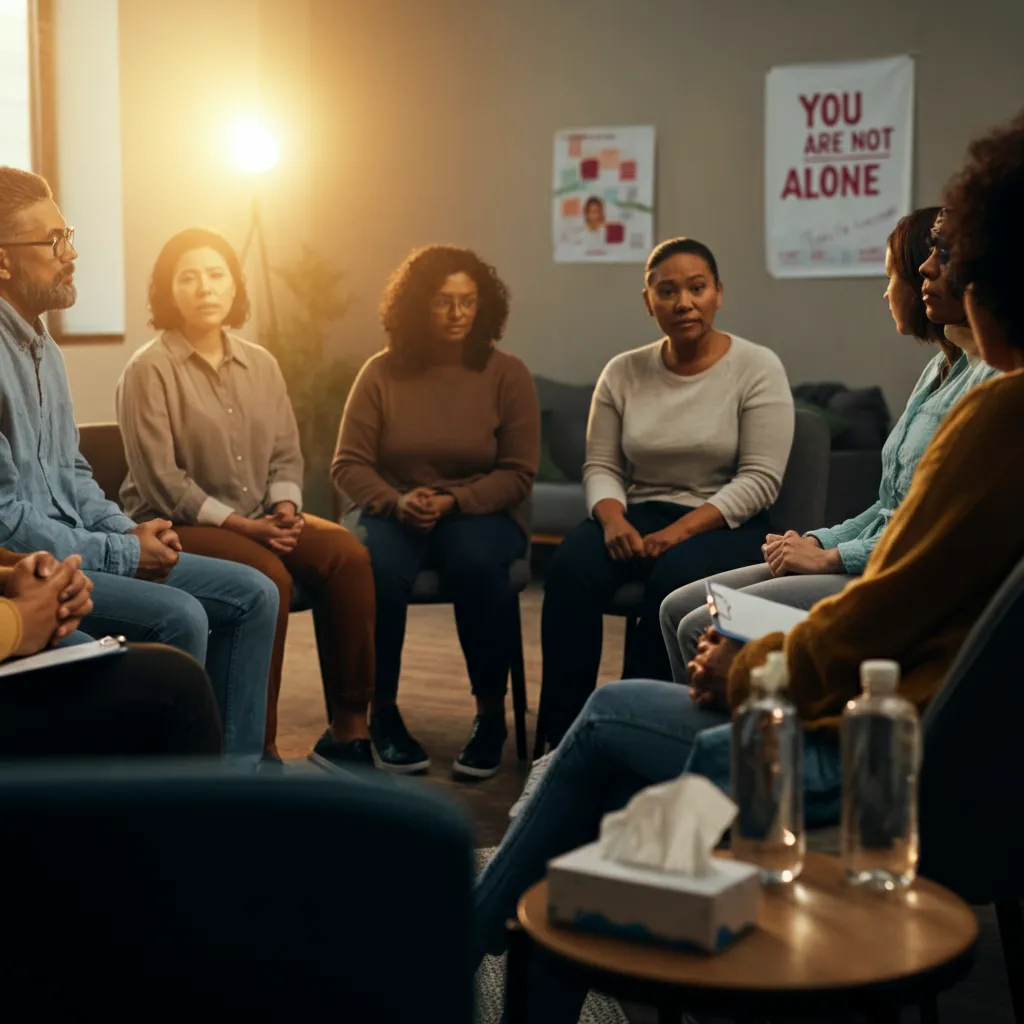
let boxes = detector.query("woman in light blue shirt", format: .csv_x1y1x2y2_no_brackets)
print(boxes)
660,206,999,681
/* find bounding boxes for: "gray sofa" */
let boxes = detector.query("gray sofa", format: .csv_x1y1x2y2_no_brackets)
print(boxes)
533,375,888,540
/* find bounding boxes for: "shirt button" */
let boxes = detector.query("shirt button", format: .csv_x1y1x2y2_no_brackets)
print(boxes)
242,486,249,493
236,455,243,462
227,408,233,414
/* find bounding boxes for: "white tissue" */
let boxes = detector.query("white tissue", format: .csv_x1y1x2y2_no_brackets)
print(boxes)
597,773,737,877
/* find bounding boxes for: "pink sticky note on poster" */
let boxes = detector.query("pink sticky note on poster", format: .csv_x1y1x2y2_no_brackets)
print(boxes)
600,148,620,170
580,158,600,180
568,136,582,157
605,223,625,244
562,197,581,217
619,161,637,181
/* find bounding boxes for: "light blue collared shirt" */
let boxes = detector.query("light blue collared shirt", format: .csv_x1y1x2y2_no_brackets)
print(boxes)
0,296,140,575
809,350,999,574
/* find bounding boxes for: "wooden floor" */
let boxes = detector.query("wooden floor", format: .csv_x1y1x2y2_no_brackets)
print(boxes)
276,583,626,848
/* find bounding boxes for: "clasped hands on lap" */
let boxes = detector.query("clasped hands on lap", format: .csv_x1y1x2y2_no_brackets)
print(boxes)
685,527,842,709
7,551,94,654
224,501,305,555
394,487,457,533
594,498,692,562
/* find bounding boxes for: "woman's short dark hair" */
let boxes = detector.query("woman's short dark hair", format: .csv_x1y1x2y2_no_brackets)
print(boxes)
584,196,603,211
943,108,1024,351
380,245,510,371
887,207,945,343
645,237,720,285
148,227,250,330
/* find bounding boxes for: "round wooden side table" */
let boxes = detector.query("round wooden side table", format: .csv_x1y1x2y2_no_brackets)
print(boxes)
507,852,978,1024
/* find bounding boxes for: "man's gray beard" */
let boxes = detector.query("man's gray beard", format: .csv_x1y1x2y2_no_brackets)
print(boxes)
11,275,77,315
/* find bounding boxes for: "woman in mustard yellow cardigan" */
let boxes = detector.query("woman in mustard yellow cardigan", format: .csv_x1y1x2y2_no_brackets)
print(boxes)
472,108,1024,1021
0,549,222,757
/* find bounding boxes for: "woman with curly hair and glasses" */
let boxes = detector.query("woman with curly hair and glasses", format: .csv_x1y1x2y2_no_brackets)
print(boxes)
116,228,376,767
333,246,540,778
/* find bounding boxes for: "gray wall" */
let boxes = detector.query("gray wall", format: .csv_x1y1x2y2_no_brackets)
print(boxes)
310,0,1024,414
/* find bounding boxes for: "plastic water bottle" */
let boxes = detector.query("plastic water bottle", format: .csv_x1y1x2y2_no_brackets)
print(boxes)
730,650,805,884
841,660,920,891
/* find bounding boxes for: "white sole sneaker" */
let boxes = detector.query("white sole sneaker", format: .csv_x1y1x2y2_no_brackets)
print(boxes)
452,758,501,780
370,744,430,774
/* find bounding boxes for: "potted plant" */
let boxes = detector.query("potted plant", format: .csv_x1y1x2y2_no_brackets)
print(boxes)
260,246,362,518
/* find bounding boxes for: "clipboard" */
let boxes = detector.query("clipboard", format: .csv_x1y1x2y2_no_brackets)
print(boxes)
0,636,128,680
705,582,808,644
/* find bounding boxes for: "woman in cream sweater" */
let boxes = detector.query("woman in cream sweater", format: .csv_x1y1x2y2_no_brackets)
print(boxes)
537,237,795,747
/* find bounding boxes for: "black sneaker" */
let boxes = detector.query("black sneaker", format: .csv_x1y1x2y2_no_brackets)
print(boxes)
369,706,431,774
308,731,375,772
453,713,507,780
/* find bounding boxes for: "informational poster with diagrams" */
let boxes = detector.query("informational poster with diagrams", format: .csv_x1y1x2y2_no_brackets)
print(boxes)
553,126,655,264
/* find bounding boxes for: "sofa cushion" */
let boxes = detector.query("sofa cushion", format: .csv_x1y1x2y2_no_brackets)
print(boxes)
537,413,570,484
826,386,890,450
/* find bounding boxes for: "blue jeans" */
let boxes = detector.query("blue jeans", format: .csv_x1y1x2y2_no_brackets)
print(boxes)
539,502,770,745
81,552,277,759
476,679,841,1023
357,513,526,704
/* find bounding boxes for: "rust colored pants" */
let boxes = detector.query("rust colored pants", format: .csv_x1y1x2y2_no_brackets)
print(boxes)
175,514,375,753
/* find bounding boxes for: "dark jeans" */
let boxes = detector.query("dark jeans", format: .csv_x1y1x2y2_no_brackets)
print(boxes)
0,644,223,759
358,512,527,704
539,501,770,746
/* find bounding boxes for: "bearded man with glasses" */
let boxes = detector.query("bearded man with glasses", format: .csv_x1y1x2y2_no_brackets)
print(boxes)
0,165,277,763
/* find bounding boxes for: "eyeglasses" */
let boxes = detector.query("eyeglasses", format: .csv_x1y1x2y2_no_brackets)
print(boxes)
430,295,477,316
0,226,75,259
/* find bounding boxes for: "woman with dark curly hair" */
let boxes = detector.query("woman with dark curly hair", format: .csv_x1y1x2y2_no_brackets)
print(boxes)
333,245,540,777
473,112,1024,1023
116,227,376,766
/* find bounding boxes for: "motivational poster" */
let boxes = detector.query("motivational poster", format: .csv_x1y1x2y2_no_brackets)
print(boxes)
765,56,915,278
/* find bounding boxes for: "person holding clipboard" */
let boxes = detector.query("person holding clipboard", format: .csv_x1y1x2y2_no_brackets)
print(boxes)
0,549,221,759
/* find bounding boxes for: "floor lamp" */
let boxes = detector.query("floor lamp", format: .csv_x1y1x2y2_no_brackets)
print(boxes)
232,117,281,339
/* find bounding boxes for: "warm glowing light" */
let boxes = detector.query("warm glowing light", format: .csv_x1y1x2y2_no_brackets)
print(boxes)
230,118,280,174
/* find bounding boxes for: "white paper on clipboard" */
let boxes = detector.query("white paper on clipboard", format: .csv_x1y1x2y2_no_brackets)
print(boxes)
704,582,808,644
0,636,127,680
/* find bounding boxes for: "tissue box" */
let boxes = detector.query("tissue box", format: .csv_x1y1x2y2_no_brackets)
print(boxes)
547,842,760,953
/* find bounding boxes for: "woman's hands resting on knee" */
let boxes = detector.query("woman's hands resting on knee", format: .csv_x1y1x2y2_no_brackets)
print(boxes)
594,499,644,561
763,530,843,577
224,503,304,555
6,552,95,654
686,626,739,712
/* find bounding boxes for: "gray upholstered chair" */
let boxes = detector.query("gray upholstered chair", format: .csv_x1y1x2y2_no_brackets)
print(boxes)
0,763,475,1020
77,423,532,762
533,407,831,758
916,552,1024,1022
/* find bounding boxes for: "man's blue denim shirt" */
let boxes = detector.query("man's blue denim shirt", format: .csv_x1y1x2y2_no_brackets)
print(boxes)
0,297,140,575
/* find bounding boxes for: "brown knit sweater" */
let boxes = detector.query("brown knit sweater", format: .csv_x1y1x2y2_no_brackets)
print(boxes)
331,348,540,534
729,369,1024,731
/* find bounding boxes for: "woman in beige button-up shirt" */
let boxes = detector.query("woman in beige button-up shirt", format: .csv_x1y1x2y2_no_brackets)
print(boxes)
116,228,375,765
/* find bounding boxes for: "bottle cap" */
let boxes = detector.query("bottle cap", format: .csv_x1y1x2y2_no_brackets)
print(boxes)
750,650,789,693
860,659,900,694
